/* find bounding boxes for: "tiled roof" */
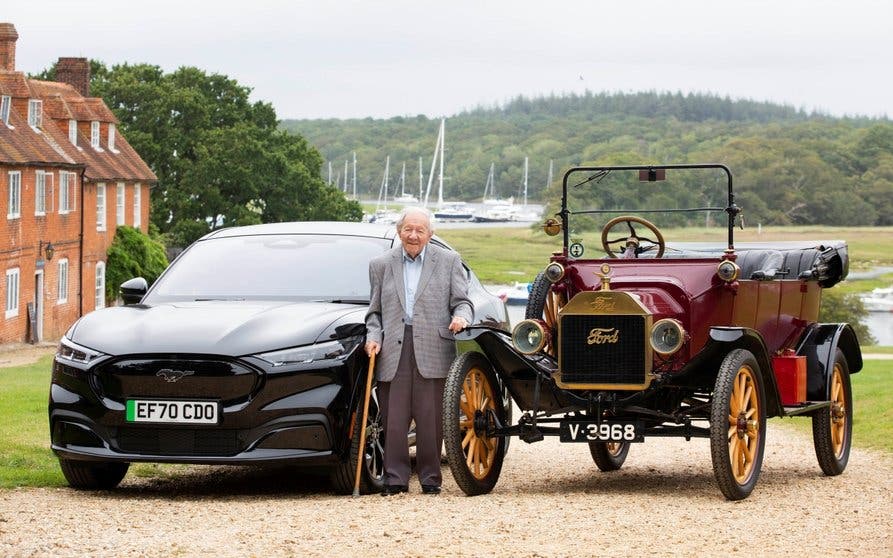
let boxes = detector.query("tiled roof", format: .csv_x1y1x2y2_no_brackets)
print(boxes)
0,71,156,182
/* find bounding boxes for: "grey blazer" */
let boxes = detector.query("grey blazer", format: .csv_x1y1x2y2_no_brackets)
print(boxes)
365,243,473,382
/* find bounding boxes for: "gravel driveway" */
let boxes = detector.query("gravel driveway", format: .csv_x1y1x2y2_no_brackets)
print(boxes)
2,422,891,557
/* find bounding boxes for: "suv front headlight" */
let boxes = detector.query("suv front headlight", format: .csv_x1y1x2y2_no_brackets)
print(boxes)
57,337,106,365
255,337,362,367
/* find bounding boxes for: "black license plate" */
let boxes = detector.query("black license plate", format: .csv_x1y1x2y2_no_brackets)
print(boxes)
559,420,644,443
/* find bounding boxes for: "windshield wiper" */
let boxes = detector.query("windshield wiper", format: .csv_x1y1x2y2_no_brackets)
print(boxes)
313,298,369,305
572,169,611,188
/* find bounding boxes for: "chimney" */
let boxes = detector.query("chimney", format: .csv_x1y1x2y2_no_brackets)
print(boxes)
56,57,90,97
0,23,18,72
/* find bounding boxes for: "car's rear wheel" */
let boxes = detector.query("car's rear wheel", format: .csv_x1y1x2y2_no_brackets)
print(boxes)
589,441,630,471
812,349,852,476
443,352,507,496
709,349,766,501
330,384,385,495
524,271,566,357
58,458,129,490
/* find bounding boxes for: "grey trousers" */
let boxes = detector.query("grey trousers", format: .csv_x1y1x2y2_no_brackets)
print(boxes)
378,325,445,487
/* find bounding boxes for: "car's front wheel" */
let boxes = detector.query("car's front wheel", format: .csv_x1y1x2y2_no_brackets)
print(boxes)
443,352,507,496
709,349,766,501
589,441,630,472
330,384,385,495
58,458,129,490
812,349,852,476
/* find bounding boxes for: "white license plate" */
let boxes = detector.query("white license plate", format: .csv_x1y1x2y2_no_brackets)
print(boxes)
559,420,644,442
126,400,219,425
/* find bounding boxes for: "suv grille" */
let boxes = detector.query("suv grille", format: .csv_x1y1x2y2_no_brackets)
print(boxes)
115,427,240,456
559,314,646,385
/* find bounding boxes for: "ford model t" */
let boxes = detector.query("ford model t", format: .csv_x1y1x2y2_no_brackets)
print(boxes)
446,164,862,500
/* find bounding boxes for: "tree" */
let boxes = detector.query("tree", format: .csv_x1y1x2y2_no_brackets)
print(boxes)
38,61,362,246
105,226,169,303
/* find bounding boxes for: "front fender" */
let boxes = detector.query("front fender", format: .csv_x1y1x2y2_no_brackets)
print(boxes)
458,328,565,412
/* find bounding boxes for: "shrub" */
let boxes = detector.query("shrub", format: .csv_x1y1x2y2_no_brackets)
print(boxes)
105,226,169,303
820,290,876,346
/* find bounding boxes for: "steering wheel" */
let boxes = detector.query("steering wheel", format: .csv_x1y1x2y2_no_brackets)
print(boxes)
600,216,665,259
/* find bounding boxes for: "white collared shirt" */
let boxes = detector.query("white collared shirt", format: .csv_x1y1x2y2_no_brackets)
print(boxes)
402,246,426,325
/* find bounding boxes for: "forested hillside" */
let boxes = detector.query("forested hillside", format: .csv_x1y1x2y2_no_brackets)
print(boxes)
282,91,893,226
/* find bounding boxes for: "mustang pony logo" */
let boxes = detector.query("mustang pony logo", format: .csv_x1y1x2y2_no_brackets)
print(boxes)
156,369,195,382
587,328,620,345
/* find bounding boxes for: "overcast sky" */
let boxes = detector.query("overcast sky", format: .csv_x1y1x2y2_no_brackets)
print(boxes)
5,0,892,120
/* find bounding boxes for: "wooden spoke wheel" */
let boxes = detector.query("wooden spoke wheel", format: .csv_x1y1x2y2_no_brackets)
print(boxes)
812,349,852,476
443,352,507,496
709,349,766,501
330,384,385,494
525,271,566,357
589,441,630,472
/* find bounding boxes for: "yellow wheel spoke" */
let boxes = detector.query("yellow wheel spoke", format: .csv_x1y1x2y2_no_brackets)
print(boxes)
461,428,474,449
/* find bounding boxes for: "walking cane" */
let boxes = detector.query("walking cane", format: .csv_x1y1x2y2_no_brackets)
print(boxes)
353,352,376,497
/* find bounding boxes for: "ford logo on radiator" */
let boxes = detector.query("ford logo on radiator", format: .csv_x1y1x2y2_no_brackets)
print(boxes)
157,369,195,382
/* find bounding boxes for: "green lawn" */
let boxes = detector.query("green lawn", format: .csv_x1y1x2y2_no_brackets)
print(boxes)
2,354,889,488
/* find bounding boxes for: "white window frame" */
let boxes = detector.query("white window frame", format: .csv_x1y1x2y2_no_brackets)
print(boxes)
95,262,105,310
68,119,78,145
59,171,72,214
96,182,106,231
1,95,10,127
28,99,42,129
91,121,101,149
57,259,69,304
7,171,21,219
5,268,20,318
133,183,141,228
116,182,125,226
35,170,47,216
109,123,116,151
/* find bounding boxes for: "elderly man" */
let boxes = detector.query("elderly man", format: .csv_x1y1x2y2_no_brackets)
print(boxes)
365,207,473,495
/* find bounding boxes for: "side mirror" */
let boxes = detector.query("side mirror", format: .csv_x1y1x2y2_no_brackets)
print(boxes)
119,277,148,305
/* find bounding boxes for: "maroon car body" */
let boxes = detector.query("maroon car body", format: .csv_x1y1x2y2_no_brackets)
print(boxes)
445,164,862,500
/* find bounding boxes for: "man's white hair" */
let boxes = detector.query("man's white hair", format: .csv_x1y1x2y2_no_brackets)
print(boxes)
396,206,435,232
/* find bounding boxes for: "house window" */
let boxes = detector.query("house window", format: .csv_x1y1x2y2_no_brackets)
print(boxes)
28,99,42,128
57,259,69,304
95,262,105,310
35,170,47,215
5,268,19,318
96,182,106,231
1,95,10,126
133,184,141,228
68,120,78,145
91,121,100,149
116,182,125,226
7,171,21,219
109,123,116,151
60,171,74,213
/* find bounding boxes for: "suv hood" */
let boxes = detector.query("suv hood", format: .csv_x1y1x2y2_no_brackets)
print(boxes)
66,301,367,357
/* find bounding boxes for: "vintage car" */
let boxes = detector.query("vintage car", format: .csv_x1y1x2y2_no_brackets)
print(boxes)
445,164,862,500
49,221,508,493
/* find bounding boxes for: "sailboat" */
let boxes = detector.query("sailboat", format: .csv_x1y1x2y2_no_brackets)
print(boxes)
425,118,474,221
370,156,400,224
481,162,514,205
393,162,418,204
473,162,514,222
506,156,541,222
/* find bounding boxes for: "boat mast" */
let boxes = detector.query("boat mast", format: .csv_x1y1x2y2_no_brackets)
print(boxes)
438,118,445,207
418,156,424,201
399,162,407,198
424,118,443,207
352,151,357,199
343,160,348,193
523,156,529,206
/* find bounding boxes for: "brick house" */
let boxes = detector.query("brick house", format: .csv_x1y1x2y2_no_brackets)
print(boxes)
1,23,156,344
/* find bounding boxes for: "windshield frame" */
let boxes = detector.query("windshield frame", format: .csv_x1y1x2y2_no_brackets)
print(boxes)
559,163,738,255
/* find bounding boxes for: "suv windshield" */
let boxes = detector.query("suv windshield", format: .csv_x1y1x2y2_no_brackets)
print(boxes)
559,165,736,257
145,234,392,303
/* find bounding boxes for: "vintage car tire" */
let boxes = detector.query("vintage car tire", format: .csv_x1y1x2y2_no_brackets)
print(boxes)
58,458,129,490
330,384,386,495
525,271,565,356
811,349,852,476
588,441,630,472
709,349,767,501
443,351,507,496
